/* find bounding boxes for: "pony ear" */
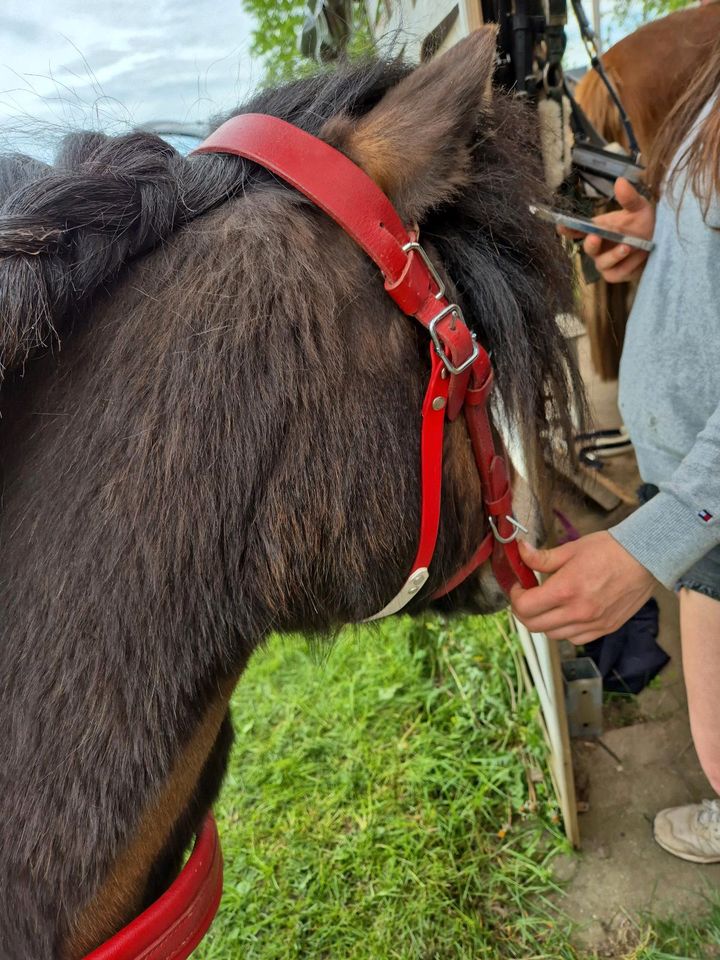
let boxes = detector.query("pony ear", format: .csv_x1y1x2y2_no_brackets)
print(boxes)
322,27,497,221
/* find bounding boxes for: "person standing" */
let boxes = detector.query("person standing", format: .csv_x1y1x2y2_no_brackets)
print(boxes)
512,38,720,862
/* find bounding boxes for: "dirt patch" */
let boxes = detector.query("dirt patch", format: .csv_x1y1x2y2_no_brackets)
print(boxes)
550,334,720,953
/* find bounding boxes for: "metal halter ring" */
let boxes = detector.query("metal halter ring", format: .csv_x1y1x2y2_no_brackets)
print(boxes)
489,514,529,544
428,306,479,376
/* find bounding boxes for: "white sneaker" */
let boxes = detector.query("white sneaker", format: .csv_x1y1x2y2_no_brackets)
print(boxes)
654,799,720,863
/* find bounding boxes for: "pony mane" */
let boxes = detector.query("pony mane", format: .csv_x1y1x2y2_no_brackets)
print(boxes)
423,92,581,488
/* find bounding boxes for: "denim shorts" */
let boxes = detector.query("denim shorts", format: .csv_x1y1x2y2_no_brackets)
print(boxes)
638,483,720,601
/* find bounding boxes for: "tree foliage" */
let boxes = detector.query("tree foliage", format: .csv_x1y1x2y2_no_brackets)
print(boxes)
242,0,373,87
611,0,692,27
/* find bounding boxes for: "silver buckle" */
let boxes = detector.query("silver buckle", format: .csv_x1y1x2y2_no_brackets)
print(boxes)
489,515,528,544
402,241,445,300
428,306,479,376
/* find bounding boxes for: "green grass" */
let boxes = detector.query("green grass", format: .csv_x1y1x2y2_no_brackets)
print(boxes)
640,903,720,959
193,612,720,960
609,900,720,960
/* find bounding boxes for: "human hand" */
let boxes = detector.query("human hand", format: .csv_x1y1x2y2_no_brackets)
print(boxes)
509,531,656,645
557,177,655,283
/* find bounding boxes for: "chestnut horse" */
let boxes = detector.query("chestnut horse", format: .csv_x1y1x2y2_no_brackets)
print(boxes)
0,30,579,958
573,4,720,379
575,5,720,157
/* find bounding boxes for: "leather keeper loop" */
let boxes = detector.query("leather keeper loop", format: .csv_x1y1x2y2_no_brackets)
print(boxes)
385,249,432,315
486,488,513,517
485,455,512,515
464,369,494,406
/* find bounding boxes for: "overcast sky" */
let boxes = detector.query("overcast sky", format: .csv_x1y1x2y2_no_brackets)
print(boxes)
0,0,260,142
0,1,639,145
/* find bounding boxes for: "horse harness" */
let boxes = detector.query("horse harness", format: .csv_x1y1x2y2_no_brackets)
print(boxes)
197,114,537,613
85,113,536,960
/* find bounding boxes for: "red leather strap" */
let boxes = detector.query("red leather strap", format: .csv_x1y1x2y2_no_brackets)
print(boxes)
484,457,513,517
192,114,536,603
493,537,538,594
463,384,537,593
432,361,535,598
365,349,450,621
195,114,411,283
464,368,494,407
84,815,223,960
413,350,450,571
431,532,495,599
193,114,474,413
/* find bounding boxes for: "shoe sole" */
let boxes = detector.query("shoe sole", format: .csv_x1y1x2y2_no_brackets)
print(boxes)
653,830,720,864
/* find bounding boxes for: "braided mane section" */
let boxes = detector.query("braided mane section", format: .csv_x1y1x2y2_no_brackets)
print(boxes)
0,133,247,380
0,61,406,389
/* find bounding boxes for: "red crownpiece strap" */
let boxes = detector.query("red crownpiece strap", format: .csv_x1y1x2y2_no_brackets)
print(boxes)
194,113,476,415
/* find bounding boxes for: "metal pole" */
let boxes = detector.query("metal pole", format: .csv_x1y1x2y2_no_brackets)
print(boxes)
591,0,602,52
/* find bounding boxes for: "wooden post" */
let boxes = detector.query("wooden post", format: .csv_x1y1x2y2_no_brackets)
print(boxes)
592,0,603,51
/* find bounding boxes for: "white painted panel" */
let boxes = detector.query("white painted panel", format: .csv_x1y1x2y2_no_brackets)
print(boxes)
368,0,483,62
514,618,579,847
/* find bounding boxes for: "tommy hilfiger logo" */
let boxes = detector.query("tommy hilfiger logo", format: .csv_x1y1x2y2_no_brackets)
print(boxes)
699,509,714,523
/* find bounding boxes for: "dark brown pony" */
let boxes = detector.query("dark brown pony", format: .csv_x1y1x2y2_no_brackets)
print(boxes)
573,4,720,379
0,30,579,958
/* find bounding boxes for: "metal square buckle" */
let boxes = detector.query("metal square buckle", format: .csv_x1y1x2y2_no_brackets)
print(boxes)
428,305,479,376
401,241,446,300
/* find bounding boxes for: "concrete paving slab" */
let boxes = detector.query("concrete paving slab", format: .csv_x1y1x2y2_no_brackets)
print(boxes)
558,720,720,956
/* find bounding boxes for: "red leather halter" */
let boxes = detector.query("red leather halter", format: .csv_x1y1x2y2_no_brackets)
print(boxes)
84,111,538,960
83,814,222,960
194,113,537,612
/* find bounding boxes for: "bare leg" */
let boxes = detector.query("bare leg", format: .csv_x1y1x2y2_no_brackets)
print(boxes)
652,588,720,862
679,587,720,795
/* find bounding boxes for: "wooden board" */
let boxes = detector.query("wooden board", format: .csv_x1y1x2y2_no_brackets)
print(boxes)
368,0,484,61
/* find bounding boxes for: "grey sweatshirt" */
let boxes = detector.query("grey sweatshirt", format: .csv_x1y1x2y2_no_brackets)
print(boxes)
610,96,720,589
